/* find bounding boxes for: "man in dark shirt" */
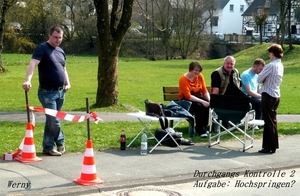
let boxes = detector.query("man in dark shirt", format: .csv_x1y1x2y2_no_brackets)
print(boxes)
22,26,71,156
211,56,244,96
210,56,244,130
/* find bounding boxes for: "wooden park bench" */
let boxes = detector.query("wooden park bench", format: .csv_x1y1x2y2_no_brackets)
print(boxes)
163,86,211,101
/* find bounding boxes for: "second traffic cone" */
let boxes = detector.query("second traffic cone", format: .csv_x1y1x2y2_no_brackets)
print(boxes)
2,138,24,160
15,122,42,163
74,140,104,185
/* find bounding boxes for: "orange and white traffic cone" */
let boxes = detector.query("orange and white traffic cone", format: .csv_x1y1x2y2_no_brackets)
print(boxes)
73,140,104,185
15,122,42,163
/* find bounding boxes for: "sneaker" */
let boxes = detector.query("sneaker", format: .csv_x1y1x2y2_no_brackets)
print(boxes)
57,146,65,154
253,125,260,130
200,133,208,138
49,149,62,156
251,125,260,130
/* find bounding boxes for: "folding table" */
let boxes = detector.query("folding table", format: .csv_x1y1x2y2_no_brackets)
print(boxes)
127,111,187,153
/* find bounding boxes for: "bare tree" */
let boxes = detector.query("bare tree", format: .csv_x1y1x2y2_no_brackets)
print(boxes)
154,0,173,60
276,0,295,48
0,0,17,73
206,0,217,35
135,0,212,60
284,0,298,49
171,0,208,59
287,0,292,48
62,0,77,41
93,0,134,107
252,8,269,44
137,0,173,60
62,0,97,45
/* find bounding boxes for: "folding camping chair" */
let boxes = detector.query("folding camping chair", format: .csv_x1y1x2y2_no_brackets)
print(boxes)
208,94,263,152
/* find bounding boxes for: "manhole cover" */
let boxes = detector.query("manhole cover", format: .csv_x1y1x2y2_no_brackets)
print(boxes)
116,187,182,196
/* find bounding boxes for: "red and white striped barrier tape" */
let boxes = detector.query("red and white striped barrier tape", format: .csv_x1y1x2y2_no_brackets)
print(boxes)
3,106,102,160
28,105,103,123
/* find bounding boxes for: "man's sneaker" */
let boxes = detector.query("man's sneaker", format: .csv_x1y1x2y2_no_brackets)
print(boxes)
49,149,62,156
253,125,260,130
58,146,65,154
200,133,208,138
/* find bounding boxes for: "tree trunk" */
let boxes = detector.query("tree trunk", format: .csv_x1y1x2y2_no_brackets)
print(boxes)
96,50,119,106
93,0,133,107
0,0,17,73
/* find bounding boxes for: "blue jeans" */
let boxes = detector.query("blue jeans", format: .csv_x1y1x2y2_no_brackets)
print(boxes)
249,97,262,120
38,88,65,152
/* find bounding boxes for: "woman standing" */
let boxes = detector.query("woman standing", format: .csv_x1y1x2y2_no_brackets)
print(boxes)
257,44,284,154
179,62,210,138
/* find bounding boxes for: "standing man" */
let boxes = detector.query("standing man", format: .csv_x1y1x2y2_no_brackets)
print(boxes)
22,26,71,156
241,58,265,122
257,44,284,154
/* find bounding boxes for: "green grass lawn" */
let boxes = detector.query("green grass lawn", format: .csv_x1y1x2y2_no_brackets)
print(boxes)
0,44,299,153
1,44,299,113
1,121,300,153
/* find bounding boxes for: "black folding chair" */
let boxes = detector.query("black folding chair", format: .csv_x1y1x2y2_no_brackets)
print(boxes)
208,94,263,151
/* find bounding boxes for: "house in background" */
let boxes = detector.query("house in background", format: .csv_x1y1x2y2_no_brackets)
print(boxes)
242,0,280,37
204,0,249,35
242,0,300,37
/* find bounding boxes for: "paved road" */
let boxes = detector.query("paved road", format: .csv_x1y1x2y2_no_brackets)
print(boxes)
1,134,300,196
88,167,300,196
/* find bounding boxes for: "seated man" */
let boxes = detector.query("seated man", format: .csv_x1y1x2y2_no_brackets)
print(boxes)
241,58,265,122
211,56,245,130
211,56,244,96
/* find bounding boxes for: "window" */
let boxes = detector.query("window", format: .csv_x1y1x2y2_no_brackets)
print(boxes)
230,4,234,12
240,5,244,12
267,25,272,32
212,17,219,26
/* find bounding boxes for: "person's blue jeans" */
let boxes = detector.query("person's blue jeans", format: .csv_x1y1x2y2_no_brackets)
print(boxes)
249,97,262,120
38,87,65,153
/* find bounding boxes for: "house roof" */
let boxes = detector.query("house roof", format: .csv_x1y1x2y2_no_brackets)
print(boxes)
242,0,280,16
170,0,230,9
215,0,230,9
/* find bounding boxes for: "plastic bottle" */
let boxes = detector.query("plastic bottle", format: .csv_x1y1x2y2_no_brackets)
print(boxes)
140,132,148,155
120,130,126,150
